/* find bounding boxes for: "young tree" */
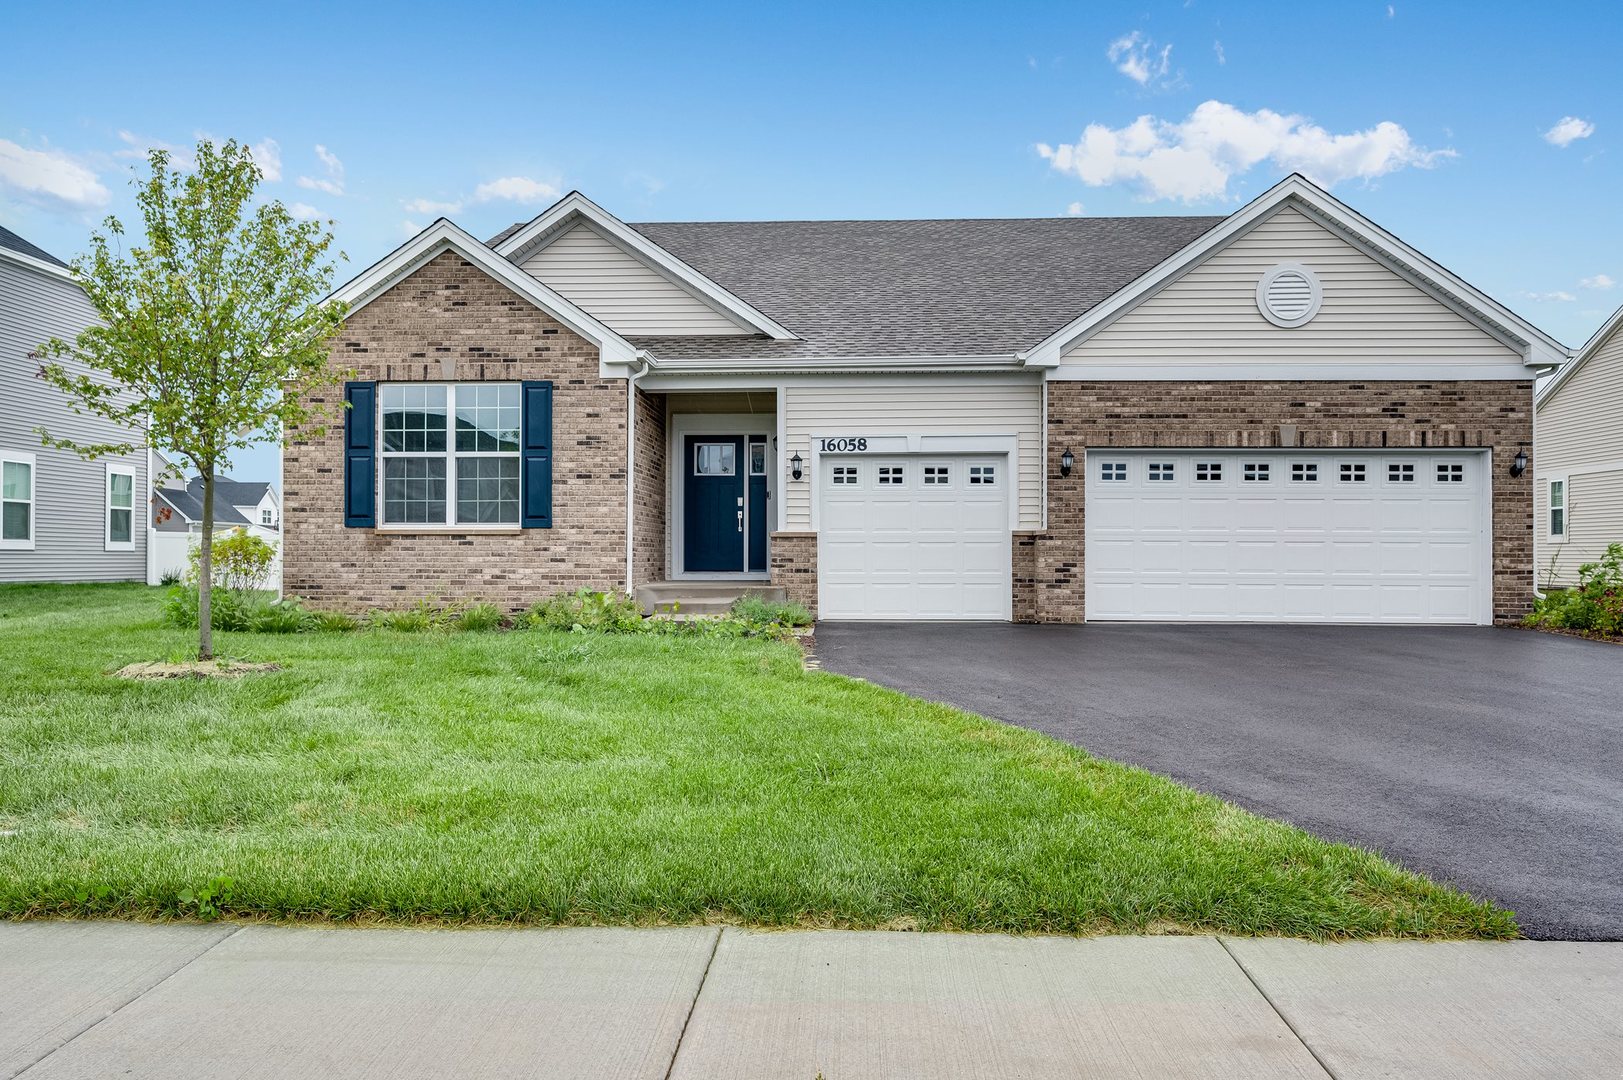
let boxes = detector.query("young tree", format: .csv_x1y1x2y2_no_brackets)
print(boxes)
37,139,348,659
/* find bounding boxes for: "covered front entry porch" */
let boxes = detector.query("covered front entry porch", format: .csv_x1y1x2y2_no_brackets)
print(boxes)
632,389,782,612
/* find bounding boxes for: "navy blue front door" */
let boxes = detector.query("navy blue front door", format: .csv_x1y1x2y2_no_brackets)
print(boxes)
684,436,746,572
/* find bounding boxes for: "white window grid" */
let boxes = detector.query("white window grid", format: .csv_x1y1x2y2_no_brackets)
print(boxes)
379,383,521,527
923,465,951,486
1438,463,1465,483
1195,462,1223,482
1549,479,1566,541
1340,463,1367,483
1147,462,1175,482
831,466,859,486
1099,462,1127,482
1,453,35,550
878,466,905,485
1291,463,1318,482
105,463,136,551
969,464,996,485
1243,462,1270,482
1388,463,1415,483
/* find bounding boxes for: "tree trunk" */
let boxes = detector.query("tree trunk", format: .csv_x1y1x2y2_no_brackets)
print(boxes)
198,470,214,660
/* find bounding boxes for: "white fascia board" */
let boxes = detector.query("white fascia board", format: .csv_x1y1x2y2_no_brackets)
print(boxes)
1021,174,1570,370
492,191,799,341
1049,363,1539,382
1536,302,1623,408
327,218,639,368
0,244,76,282
641,353,1025,376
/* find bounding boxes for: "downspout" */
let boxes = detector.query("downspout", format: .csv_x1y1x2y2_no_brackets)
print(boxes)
1531,373,1543,600
624,352,653,595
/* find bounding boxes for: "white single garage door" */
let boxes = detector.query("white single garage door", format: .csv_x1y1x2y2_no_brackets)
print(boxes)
1085,450,1491,624
819,454,1011,620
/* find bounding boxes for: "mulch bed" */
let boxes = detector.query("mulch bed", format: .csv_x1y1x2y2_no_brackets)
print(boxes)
112,660,282,680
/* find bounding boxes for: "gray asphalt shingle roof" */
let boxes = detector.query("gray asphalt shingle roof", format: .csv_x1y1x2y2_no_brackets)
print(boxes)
0,225,69,268
153,476,272,527
492,214,1225,360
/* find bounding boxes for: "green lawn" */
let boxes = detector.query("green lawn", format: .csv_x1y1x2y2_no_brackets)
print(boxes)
0,583,1515,938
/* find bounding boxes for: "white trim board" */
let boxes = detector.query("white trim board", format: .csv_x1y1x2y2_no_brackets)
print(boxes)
492,191,797,341
1048,364,1538,382
1020,174,1569,370
0,244,75,281
324,218,639,374
1537,301,1623,407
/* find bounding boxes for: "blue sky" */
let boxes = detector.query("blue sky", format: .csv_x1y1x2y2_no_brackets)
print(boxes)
4,1,1619,482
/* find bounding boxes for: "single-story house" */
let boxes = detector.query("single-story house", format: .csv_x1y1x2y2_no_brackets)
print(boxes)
150,472,281,586
1,226,151,584
1533,302,1623,587
285,174,1563,625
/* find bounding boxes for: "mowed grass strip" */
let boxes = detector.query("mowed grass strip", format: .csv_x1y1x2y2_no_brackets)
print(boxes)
0,584,1515,938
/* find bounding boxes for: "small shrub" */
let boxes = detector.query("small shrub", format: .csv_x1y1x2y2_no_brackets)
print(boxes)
251,598,312,634
189,528,277,593
161,584,260,631
159,568,183,586
524,589,645,632
731,595,813,628
456,602,505,632
308,609,360,633
370,598,446,633
1526,542,1623,638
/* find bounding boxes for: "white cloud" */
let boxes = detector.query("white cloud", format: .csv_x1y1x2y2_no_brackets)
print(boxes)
401,196,463,215
1107,31,1173,86
1038,100,1454,203
1544,116,1595,147
297,144,345,196
1580,273,1615,290
473,176,560,204
1213,40,1225,65
401,220,423,237
250,138,282,182
0,138,110,209
114,130,194,169
1065,201,1085,216
1524,290,1577,303
1387,4,1395,17
287,202,322,220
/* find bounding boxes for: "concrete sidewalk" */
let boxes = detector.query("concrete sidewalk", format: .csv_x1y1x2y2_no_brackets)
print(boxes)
3,923,1620,1079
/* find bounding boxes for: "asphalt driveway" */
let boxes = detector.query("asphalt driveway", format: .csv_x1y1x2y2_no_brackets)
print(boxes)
814,623,1623,940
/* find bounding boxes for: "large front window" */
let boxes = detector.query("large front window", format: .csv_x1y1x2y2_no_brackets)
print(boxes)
380,383,520,526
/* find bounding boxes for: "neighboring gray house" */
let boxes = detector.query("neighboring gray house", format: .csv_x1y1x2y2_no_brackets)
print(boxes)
0,226,149,583
150,473,281,586
1534,302,1623,586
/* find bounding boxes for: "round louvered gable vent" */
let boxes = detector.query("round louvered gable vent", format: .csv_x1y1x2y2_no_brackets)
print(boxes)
1256,263,1322,328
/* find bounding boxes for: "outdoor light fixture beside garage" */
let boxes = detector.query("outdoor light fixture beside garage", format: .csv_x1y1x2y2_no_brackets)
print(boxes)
1511,450,1528,478
790,452,804,480
1060,448,1075,478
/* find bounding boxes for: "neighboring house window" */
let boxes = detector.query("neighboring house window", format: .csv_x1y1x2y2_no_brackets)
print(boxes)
1,454,35,550
379,383,521,526
1549,479,1566,541
106,464,136,550
262,508,274,525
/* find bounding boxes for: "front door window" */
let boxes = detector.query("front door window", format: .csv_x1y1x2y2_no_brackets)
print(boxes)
694,442,736,476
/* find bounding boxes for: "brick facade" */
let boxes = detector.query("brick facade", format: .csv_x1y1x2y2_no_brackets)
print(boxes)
769,532,818,615
632,388,668,586
1030,380,1535,624
284,251,629,611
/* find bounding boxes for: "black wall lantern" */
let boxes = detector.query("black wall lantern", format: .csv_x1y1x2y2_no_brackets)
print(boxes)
789,452,804,480
1059,447,1075,478
1510,449,1528,478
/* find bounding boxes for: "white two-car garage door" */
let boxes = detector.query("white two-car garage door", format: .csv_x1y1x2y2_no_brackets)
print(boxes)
1085,450,1491,624
819,454,1011,620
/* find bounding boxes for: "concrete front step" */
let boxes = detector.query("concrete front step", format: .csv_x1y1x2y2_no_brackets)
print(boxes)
636,581,786,616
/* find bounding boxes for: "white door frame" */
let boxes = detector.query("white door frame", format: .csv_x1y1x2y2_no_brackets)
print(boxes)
1082,447,1495,625
668,412,775,580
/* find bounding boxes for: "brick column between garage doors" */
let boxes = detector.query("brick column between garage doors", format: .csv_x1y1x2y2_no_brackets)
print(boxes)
1032,380,1534,625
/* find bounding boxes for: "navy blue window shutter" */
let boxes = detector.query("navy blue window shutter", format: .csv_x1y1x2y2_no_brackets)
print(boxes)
343,381,376,527
521,381,553,528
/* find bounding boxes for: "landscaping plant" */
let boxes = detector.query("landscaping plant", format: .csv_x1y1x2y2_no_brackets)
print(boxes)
1525,542,1623,638
34,138,348,660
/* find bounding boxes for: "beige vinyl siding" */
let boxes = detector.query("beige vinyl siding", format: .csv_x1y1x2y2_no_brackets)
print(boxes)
780,377,1043,530
1534,470,1623,588
1064,205,1522,366
1534,320,1623,585
521,222,751,337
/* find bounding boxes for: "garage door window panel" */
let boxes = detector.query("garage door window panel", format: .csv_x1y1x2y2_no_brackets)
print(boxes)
1340,463,1367,483
1148,463,1176,482
1292,463,1319,483
1099,462,1127,482
1243,462,1271,482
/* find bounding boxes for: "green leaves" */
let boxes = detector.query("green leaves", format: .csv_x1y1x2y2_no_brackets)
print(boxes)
35,137,352,476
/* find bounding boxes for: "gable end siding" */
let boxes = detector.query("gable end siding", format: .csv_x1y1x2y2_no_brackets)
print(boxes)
520,221,752,337
1062,205,1522,368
